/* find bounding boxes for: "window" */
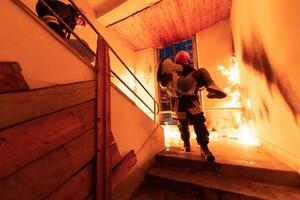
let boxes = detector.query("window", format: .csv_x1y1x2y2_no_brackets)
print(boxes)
159,38,194,63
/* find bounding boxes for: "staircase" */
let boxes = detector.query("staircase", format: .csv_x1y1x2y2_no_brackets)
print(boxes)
132,138,300,200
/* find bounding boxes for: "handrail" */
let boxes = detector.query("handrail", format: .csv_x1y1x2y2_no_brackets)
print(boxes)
68,0,100,36
37,0,160,119
39,0,96,58
109,44,160,113
68,0,160,116
110,71,154,114
160,107,243,113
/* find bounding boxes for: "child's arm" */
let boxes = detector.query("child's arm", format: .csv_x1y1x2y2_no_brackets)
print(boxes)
161,58,183,74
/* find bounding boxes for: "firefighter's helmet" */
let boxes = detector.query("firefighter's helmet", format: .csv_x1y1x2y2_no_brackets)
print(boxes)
175,50,190,64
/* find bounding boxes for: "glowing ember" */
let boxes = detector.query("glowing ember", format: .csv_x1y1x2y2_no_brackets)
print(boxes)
236,121,259,146
162,125,183,149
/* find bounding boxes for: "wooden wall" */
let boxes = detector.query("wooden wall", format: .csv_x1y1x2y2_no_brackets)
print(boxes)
0,80,97,200
0,64,138,199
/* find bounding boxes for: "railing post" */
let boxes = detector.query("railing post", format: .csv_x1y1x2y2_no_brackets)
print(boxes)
96,37,111,200
154,101,156,122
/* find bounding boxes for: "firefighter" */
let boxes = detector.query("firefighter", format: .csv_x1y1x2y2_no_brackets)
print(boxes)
36,0,86,39
35,0,95,63
157,50,226,162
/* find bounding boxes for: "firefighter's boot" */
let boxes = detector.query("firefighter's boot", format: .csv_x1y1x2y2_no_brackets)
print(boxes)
201,146,215,162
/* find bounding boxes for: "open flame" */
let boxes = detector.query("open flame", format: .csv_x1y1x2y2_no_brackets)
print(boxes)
163,56,259,148
217,57,241,108
216,56,259,146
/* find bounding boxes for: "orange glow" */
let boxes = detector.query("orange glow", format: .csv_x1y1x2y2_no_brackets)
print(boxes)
163,56,259,147
113,67,136,101
127,68,136,89
162,125,183,150
217,57,241,108
217,56,259,146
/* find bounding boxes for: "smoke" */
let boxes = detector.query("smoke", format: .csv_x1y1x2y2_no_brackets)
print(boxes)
241,34,300,123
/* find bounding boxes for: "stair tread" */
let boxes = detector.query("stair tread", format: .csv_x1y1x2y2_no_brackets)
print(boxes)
132,184,200,200
147,166,300,200
158,149,298,173
157,149,300,187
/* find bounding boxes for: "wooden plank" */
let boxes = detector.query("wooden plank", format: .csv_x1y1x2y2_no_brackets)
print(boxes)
142,5,167,47
154,4,174,45
188,0,197,34
0,129,96,200
45,163,94,200
163,0,185,41
131,15,153,49
0,80,96,129
215,0,221,21
163,0,179,42
0,100,95,179
195,0,205,30
111,142,122,169
176,0,193,38
96,38,111,200
107,0,232,50
118,18,141,49
137,14,157,47
111,150,137,191
0,62,29,94
222,0,232,19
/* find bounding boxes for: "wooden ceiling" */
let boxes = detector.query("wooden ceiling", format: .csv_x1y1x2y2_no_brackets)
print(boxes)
107,0,232,50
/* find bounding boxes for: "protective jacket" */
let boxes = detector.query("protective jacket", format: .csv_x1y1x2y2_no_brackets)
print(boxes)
157,59,203,120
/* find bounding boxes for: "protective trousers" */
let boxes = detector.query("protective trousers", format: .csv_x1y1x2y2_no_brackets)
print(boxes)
178,112,209,148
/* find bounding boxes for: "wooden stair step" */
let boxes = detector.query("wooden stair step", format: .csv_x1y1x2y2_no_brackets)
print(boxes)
111,142,122,169
132,183,199,200
146,166,300,200
112,150,137,191
156,149,300,187
0,62,28,94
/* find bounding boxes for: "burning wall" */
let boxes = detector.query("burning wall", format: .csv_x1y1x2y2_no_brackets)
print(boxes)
231,0,300,171
195,19,254,142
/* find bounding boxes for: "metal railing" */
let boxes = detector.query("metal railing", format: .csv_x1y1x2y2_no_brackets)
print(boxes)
36,0,160,120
